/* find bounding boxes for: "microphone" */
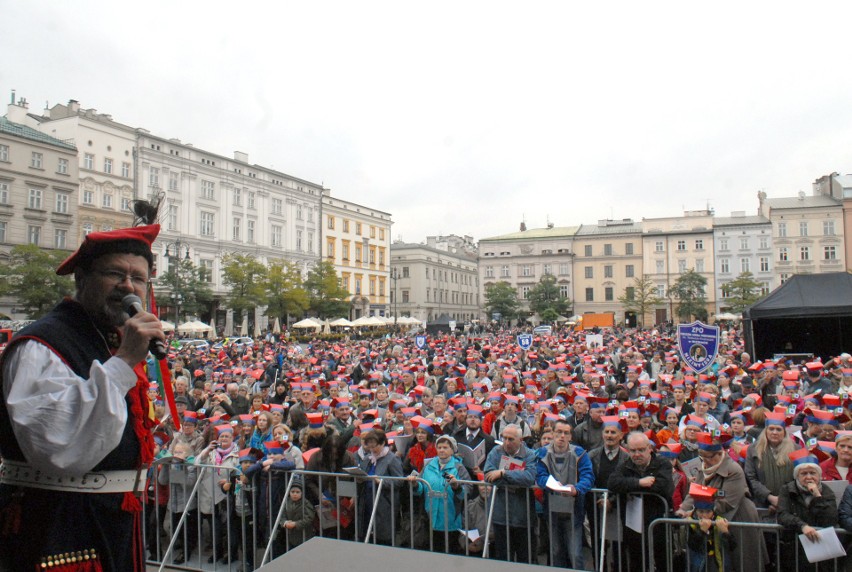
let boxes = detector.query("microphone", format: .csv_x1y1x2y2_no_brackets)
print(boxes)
121,294,167,360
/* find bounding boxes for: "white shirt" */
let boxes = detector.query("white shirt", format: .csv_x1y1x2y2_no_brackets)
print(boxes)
2,340,138,475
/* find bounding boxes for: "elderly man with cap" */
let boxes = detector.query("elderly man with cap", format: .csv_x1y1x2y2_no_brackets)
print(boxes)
0,209,166,572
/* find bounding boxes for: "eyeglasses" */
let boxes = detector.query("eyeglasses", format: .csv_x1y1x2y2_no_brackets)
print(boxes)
95,269,148,288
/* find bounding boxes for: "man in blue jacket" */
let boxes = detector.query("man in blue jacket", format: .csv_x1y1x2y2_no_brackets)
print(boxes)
484,423,537,563
536,418,594,569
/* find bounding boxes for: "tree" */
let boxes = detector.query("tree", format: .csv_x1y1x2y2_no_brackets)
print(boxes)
721,271,763,313
157,257,213,321
618,276,663,327
220,253,268,319
670,269,709,322
484,281,521,323
304,260,350,318
527,274,570,321
0,244,74,318
266,259,309,322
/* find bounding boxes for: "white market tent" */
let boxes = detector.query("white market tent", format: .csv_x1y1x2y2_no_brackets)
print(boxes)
160,320,175,332
292,318,322,329
177,320,213,334
329,317,354,327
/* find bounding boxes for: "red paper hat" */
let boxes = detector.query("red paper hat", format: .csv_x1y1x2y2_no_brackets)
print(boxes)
56,224,160,275
689,483,718,509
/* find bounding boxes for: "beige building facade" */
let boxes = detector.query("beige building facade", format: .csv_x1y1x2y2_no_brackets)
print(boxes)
322,193,392,318
572,219,643,324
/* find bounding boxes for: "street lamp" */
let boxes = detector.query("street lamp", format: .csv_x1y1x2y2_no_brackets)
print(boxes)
391,267,399,330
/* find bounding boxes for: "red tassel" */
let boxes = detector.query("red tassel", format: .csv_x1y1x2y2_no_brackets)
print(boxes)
121,492,142,513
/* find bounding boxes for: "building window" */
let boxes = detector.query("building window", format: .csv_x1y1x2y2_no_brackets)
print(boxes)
720,258,730,273
585,287,594,302
102,193,112,208
778,222,787,237
759,236,769,249
584,266,593,279
355,244,362,262
28,188,42,209
328,215,335,229
272,198,282,214
55,193,68,214
57,158,68,174
201,179,214,199
200,259,213,283
500,265,510,278
296,205,303,220
307,232,314,253
779,248,788,261
149,167,160,187
28,225,41,245
342,243,350,260
677,259,687,273
799,221,808,237
307,207,314,222
825,246,837,260
296,230,303,251
232,217,241,241
740,237,749,250
543,264,552,275
560,285,569,298
720,238,728,251
521,286,530,299
604,244,613,256
0,221,5,242
402,266,410,278
604,265,613,278
626,286,635,301
0,182,7,204
31,152,43,169
824,220,835,236
695,239,704,251
655,260,664,273
522,265,532,277
625,264,635,278
121,196,131,211
200,211,214,236
84,153,94,170
657,285,666,298
82,223,93,236
655,241,664,252
695,259,704,272
584,245,593,256
379,228,385,240
625,243,634,255
356,222,362,235
54,229,67,249
760,282,770,295
676,240,686,251
327,239,335,257
233,188,242,206
103,158,112,174
559,263,569,275
402,290,410,303
354,277,361,295
780,273,790,284
121,162,130,178
247,220,255,243
166,172,178,192
740,258,750,273
800,246,810,260
368,247,375,264
0,145,8,162
271,225,282,247
379,249,385,266
248,191,255,209
343,220,349,233
370,226,376,238
605,287,614,301
759,256,770,272
167,205,177,231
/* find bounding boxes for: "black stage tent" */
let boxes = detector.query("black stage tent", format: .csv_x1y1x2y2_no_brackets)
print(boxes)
743,272,852,361
425,313,454,335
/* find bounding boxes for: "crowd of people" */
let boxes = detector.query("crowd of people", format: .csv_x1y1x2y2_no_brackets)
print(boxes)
144,325,852,571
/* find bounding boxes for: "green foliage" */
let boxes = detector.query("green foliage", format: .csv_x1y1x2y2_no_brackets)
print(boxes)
266,259,309,321
157,257,213,321
0,244,74,318
220,253,268,318
670,269,709,322
484,281,521,322
527,274,570,320
721,271,763,313
304,260,351,318
618,276,663,327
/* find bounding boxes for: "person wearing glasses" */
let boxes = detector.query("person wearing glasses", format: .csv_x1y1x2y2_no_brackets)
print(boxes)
607,431,674,572
0,210,165,572
677,432,767,572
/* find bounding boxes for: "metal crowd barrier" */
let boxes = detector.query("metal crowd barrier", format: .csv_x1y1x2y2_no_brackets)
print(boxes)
143,460,850,572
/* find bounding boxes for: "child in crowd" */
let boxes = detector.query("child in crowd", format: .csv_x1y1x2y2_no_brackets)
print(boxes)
686,484,737,572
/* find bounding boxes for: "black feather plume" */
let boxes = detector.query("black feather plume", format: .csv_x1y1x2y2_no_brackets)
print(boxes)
131,192,163,226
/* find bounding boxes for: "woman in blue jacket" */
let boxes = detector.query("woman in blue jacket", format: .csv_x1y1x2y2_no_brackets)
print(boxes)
408,434,471,553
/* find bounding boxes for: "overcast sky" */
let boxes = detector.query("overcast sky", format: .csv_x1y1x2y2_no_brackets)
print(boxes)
4,1,852,243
